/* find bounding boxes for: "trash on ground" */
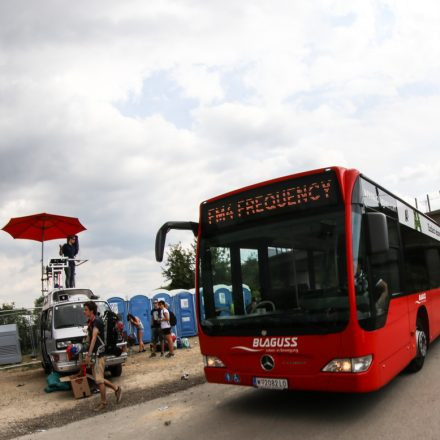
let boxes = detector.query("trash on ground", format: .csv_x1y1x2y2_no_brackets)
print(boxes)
59,373,93,399
44,372,70,393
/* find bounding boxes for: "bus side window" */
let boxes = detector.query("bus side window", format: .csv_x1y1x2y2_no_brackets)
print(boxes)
401,224,432,293
426,248,440,288
370,218,401,297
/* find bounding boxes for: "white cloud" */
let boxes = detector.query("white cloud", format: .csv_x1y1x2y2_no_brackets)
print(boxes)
171,65,224,104
1,0,440,307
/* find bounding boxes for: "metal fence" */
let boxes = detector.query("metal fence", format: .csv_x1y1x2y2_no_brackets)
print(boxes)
415,192,440,213
0,308,41,358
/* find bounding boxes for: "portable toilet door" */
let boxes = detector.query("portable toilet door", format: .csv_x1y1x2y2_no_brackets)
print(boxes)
214,285,232,316
107,297,129,334
152,291,172,308
176,291,197,337
129,295,151,343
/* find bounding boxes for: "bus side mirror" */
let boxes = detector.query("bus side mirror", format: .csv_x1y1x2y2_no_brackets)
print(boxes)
367,212,389,254
155,221,199,262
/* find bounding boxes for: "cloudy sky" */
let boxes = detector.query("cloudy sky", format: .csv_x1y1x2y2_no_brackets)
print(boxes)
1,0,440,308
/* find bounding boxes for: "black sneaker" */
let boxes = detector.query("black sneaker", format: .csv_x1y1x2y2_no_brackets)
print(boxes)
149,352,156,358
160,352,164,357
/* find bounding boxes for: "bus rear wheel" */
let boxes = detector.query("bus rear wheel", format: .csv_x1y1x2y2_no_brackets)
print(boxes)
407,318,428,373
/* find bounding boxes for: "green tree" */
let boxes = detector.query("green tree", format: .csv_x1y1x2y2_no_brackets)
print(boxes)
161,242,195,290
0,302,18,325
161,241,260,296
33,295,44,319
210,247,231,285
241,255,260,299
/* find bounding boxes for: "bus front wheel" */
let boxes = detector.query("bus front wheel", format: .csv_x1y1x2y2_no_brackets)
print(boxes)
407,318,428,373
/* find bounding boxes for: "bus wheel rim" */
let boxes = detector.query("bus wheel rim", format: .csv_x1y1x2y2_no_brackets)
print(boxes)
416,328,427,358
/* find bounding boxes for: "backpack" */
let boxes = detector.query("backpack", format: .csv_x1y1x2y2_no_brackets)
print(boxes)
169,310,177,327
100,310,123,356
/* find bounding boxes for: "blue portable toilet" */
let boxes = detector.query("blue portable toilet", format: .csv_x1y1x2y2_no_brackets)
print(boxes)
190,288,204,322
199,289,205,322
107,296,129,333
169,290,181,334
243,284,252,310
152,291,172,307
129,295,151,343
152,290,178,335
174,290,198,337
192,287,204,322
214,285,232,316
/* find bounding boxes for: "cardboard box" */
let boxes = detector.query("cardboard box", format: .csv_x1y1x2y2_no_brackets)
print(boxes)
60,374,92,399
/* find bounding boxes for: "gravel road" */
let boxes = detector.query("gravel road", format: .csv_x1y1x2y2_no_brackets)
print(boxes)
0,337,204,440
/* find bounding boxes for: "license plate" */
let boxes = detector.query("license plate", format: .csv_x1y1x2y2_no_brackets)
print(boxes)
253,377,288,390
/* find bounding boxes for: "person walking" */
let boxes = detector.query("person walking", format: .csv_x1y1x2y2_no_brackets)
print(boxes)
159,300,175,358
127,313,145,353
83,301,122,411
59,235,78,288
150,300,164,357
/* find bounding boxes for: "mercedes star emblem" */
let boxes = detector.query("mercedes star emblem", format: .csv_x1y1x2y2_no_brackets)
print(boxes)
261,355,275,371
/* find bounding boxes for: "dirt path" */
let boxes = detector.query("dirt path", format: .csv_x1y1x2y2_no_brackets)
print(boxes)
0,337,204,440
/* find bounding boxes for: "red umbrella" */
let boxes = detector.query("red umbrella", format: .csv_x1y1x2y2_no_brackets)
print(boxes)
2,213,86,294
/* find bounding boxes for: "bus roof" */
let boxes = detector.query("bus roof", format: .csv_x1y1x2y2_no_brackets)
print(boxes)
201,166,348,205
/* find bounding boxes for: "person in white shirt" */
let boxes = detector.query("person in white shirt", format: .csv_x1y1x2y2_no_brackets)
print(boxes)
150,300,164,357
158,300,175,358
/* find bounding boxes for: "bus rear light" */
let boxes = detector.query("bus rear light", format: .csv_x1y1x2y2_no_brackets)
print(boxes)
322,355,372,373
203,356,226,368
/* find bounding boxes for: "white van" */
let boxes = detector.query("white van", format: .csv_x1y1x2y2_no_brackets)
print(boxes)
39,260,127,376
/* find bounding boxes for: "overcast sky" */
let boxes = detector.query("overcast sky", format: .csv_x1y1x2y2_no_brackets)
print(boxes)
1,1,440,308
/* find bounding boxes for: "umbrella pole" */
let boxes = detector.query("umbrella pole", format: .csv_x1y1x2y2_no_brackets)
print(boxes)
41,227,45,296
41,240,44,296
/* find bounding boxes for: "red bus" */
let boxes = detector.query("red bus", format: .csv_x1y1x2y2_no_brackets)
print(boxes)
155,166,440,392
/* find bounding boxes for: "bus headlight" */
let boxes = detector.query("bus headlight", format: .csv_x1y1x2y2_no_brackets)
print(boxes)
352,355,373,373
322,355,372,373
203,355,226,368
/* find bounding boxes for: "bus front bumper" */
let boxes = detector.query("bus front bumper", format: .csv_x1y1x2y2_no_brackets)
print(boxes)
203,366,382,393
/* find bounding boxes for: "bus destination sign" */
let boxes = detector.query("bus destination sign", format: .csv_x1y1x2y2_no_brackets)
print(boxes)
202,171,339,234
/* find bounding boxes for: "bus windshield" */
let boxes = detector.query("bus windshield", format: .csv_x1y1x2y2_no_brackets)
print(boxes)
53,301,109,329
199,208,348,336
